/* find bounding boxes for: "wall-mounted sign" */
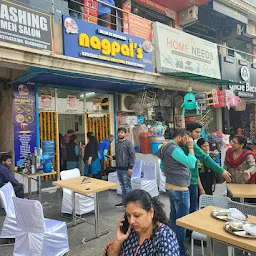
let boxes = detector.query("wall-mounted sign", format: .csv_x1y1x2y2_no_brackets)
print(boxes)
0,0,52,51
13,84,36,166
221,55,256,98
213,1,248,24
153,22,221,79
67,95,77,110
62,15,153,72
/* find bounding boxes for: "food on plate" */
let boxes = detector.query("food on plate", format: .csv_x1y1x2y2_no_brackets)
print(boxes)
16,114,25,123
24,105,33,113
25,115,34,123
15,105,24,113
229,221,244,231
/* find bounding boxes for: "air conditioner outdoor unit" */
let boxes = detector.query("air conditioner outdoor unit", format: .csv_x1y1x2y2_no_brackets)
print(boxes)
219,24,242,40
178,5,198,27
243,22,256,38
118,94,135,112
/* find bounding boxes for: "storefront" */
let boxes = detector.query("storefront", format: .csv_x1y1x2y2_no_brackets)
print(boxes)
10,15,154,180
220,54,256,142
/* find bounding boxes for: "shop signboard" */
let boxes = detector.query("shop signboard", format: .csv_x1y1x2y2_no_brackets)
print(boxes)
220,55,256,99
62,15,153,72
0,0,52,51
134,0,176,19
13,84,36,166
153,22,221,79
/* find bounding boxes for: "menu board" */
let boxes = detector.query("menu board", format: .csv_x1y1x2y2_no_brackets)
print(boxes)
13,84,36,166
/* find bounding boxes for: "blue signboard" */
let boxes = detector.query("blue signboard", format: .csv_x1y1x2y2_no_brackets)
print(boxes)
62,16,153,72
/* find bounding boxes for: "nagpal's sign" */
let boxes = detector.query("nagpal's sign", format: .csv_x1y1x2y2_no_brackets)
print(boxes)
62,16,153,72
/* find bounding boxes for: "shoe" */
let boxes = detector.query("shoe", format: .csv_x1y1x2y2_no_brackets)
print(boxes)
115,203,124,208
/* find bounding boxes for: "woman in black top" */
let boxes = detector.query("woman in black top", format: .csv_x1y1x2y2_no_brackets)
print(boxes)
84,133,101,179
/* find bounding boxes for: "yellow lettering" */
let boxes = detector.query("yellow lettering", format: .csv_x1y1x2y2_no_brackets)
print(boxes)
101,39,111,55
79,33,90,47
136,48,143,59
120,44,130,57
111,41,120,56
129,42,134,58
90,36,101,50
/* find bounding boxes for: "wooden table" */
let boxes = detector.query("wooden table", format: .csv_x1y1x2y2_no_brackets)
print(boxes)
16,171,56,203
53,176,118,242
177,206,256,255
227,183,256,203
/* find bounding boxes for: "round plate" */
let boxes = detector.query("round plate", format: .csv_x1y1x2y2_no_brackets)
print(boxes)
211,209,247,221
224,222,256,239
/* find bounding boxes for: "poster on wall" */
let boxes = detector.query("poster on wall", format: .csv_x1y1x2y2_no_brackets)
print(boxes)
40,93,52,110
67,95,77,110
0,0,53,51
153,22,221,79
13,84,36,166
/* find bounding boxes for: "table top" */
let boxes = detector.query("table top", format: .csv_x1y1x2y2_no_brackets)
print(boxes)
15,171,57,178
53,176,118,195
176,206,256,253
227,183,256,198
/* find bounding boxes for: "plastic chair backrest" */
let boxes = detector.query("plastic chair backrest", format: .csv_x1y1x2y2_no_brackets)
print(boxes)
228,200,256,216
143,162,156,180
199,194,231,209
183,92,197,110
13,197,45,233
131,160,143,179
61,168,81,180
0,182,16,216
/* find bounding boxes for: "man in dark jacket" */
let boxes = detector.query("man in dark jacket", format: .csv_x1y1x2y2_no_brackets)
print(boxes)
108,127,135,207
0,154,24,198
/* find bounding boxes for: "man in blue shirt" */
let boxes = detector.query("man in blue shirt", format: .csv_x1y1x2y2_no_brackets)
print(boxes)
99,135,114,160
156,129,196,256
0,154,24,198
98,0,115,27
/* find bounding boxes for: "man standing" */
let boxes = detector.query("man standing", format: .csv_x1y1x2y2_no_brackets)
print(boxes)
108,127,135,207
156,129,196,256
0,154,24,198
185,122,231,213
98,0,115,27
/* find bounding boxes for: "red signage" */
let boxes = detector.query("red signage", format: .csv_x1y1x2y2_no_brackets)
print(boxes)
84,0,98,24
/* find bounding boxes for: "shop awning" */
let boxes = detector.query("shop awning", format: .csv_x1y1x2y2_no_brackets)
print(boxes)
13,67,155,93
166,72,243,86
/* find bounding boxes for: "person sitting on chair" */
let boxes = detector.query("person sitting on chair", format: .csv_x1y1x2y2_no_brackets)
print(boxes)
0,154,24,198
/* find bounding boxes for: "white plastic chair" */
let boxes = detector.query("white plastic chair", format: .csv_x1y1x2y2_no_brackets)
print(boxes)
191,194,231,256
0,182,19,238
60,168,94,215
132,162,159,198
13,197,69,256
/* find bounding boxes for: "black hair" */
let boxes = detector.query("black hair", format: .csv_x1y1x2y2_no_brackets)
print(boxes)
186,122,202,132
69,134,77,143
197,138,207,148
117,127,127,133
172,129,188,139
1,154,12,163
67,129,74,134
88,135,99,150
87,132,93,138
233,135,248,149
125,189,169,233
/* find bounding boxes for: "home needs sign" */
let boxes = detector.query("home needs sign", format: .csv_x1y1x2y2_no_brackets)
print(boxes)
62,16,153,72
153,22,221,79
0,0,52,50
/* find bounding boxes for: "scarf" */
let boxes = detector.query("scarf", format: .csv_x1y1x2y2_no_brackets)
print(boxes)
225,148,253,169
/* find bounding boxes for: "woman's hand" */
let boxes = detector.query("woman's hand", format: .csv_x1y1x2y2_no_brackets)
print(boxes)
244,170,251,181
116,218,131,243
199,188,206,196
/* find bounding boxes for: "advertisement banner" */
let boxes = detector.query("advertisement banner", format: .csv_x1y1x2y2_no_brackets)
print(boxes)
84,0,98,24
62,15,153,72
153,22,221,79
0,0,52,51
13,84,36,166
67,95,77,110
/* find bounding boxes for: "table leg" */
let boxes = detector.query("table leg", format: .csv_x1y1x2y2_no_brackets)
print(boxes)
94,192,100,237
240,198,245,204
38,176,42,203
72,191,76,226
207,237,214,256
28,178,31,198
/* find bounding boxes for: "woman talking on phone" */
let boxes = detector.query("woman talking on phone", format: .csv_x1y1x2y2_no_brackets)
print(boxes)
103,189,179,256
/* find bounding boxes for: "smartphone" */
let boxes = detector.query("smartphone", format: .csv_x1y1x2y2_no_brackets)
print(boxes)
120,214,130,234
